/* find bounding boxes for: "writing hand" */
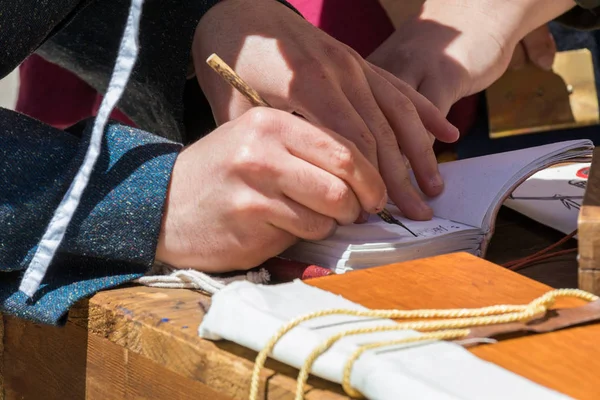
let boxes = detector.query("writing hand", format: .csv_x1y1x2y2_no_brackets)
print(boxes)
156,108,387,272
192,0,459,221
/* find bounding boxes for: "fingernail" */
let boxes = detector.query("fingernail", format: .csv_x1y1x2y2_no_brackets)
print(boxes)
430,173,444,190
537,56,554,71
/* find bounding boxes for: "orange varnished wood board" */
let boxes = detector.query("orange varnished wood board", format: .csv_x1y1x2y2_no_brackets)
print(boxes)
309,253,599,399
2,252,598,399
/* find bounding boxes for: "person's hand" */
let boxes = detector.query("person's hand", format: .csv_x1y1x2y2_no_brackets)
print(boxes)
192,0,460,221
368,0,571,116
155,108,387,272
509,25,556,71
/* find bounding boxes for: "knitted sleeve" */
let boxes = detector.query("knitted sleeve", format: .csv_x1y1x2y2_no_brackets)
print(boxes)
0,110,181,325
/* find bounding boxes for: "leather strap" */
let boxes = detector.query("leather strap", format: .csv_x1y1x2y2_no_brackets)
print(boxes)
458,299,600,347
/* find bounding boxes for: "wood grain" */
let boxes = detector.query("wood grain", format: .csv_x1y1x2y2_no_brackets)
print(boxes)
308,252,600,400
2,315,230,400
579,148,600,294
2,286,347,400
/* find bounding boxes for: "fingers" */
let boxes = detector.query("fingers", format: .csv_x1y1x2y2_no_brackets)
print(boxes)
368,63,459,141
522,25,556,71
509,42,527,70
271,109,387,214
277,156,362,225
344,71,435,219
266,194,339,241
292,85,380,170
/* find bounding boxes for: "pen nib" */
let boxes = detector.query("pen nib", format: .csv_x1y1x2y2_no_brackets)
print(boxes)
377,209,418,237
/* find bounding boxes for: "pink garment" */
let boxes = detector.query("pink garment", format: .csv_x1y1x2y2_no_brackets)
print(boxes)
289,0,394,57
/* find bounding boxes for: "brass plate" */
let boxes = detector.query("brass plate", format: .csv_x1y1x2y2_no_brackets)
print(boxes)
486,49,599,139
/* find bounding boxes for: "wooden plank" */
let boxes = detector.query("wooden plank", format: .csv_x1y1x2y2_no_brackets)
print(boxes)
2,315,233,400
2,287,348,400
307,252,600,400
486,49,599,138
0,315,4,400
579,148,600,294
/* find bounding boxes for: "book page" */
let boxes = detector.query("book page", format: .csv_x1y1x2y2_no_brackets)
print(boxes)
326,209,476,244
413,140,593,230
504,162,589,236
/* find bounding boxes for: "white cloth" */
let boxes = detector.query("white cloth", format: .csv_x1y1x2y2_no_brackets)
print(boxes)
199,280,571,400
19,0,145,296
136,262,269,294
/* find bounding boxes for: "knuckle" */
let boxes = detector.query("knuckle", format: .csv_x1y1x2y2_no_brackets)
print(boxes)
246,108,275,132
421,144,436,160
321,42,343,60
398,173,414,190
372,120,396,145
359,130,377,151
392,93,418,114
332,143,357,173
231,145,265,173
231,191,270,217
324,180,352,206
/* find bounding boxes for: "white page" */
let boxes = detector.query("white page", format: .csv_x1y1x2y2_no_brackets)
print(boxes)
504,162,589,236
416,140,593,230
200,280,570,400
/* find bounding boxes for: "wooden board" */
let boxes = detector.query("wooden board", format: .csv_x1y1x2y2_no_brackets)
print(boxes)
2,250,597,400
486,49,599,138
579,148,600,294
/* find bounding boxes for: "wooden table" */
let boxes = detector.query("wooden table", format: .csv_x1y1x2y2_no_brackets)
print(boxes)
1,213,589,400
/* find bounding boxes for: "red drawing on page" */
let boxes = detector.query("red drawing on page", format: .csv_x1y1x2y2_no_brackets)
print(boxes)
576,167,590,179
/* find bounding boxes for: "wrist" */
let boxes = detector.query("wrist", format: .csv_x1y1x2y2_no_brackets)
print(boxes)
420,0,575,48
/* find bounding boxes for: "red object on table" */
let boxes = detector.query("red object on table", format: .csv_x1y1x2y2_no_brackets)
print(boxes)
260,258,335,282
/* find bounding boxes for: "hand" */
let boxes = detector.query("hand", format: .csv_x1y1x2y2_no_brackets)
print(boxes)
509,25,556,71
192,0,460,221
368,0,571,116
155,108,387,273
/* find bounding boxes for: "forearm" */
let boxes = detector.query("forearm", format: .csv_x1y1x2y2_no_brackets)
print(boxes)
419,0,576,50
0,109,181,324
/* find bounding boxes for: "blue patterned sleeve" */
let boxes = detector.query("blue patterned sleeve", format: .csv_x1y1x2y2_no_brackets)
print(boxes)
0,109,181,325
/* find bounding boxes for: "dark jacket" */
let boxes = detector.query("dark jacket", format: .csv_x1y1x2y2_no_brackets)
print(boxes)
0,0,295,325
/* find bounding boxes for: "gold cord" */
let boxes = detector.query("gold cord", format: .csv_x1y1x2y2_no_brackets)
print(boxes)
248,289,597,400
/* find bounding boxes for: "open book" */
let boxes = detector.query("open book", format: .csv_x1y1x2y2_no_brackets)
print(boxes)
281,140,593,273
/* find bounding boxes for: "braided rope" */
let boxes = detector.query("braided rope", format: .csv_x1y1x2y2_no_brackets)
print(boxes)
248,288,597,400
